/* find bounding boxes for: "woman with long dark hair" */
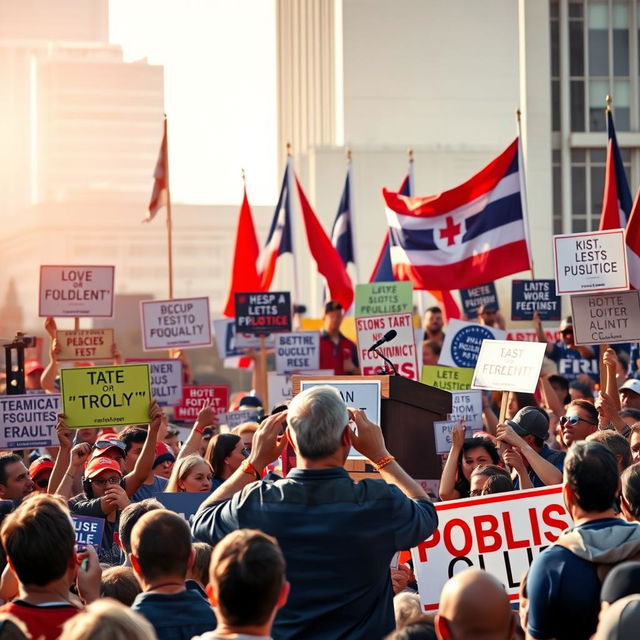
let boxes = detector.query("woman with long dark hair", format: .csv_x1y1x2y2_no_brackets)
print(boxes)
204,433,247,490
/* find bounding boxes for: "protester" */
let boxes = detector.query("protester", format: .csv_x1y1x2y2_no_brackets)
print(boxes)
88,435,127,471
0,454,33,503
526,442,640,640
152,442,175,479
482,473,515,496
587,430,632,474
205,433,246,489
560,399,599,447
28,455,53,493
118,498,163,563
620,379,640,410
594,594,640,640
165,455,213,492
569,380,594,402
439,424,500,500
318,300,359,374
621,463,640,523
187,542,212,593
130,510,216,640
630,424,640,463
192,529,288,640
193,385,438,639
476,303,506,330
469,464,514,496
163,424,182,457
600,561,640,614
61,598,157,640
435,568,515,640
174,401,218,461
422,339,441,366
231,421,259,452
423,306,445,346
393,592,422,630
100,566,142,606
386,615,438,640
0,494,101,640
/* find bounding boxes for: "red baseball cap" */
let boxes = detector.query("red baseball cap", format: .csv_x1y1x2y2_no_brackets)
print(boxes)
85,457,122,480
28,457,54,479
153,441,175,468
25,360,44,376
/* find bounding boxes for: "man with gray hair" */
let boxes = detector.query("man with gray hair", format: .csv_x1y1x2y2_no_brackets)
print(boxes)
192,385,437,640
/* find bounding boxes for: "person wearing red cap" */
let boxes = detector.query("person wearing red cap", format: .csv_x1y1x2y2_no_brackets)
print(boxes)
152,442,175,479
24,360,44,391
87,435,127,473
28,456,54,493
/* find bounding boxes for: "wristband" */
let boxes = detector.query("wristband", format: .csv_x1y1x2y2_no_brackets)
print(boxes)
194,425,204,435
373,455,395,471
241,459,262,480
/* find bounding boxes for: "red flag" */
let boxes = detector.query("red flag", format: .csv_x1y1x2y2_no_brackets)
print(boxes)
145,119,169,222
431,290,461,323
223,187,263,317
295,176,354,310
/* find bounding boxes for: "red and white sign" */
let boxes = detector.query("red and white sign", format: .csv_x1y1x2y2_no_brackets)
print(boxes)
39,265,114,317
506,329,561,343
411,485,571,611
173,385,229,422
355,313,419,381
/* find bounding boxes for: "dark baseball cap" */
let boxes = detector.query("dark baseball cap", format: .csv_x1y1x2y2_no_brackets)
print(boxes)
505,406,549,440
324,300,343,313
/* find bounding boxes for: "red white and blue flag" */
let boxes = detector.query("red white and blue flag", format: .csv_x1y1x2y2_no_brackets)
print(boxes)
331,164,357,271
599,109,633,230
625,188,640,290
383,139,531,291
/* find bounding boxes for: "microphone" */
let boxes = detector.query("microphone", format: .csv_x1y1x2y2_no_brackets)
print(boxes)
368,329,397,352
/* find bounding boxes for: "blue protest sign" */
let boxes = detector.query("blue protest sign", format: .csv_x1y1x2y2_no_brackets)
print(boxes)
459,282,498,319
72,515,105,551
439,319,507,369
511,280,561,321
156,492,208,521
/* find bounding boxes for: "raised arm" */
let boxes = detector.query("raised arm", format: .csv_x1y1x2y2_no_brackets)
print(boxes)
438,422,465,501
41,317,60,394
177,400,218,460
123,401,162,496
56,442,91,499
47,417,73,494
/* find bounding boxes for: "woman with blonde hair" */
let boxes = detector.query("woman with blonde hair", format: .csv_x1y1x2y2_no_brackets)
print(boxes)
165,454,213,493
61,599,157,640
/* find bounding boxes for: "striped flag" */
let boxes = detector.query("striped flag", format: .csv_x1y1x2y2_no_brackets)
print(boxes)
331,165,357,270
383,139,531,290
145,119,169,222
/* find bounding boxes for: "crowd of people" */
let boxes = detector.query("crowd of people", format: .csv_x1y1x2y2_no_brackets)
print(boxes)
0,305,639,639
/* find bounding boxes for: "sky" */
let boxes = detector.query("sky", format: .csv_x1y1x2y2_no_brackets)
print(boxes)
109,0,277,206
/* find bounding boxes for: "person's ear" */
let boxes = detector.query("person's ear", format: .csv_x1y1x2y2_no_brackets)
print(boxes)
285,426,297,453
187,547,195,572
434,614,451,640
206,583,218,607
130,554,142,576
620,494,634,522
341,425,351,447
0,484,7,499
278,580,290,609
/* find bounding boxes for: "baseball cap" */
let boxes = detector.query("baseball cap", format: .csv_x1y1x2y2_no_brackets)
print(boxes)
85,456,122,480
153,441,175,468
28,456,54,479
90,436,127,461
238,395,263,410
505,406,550,440
620,379,640,396
24,360,44,376
601,562,640,604
560,316,573,331
324,300,343,313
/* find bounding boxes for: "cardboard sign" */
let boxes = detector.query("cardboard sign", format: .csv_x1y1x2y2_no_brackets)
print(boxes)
235,292,292,334
39,265,114,317
299,379,381,425
433,420,462,455
56,329,114,361
275,332,320,373
60,364,151,428
156,492,208,521
174,385,229,422
553,229,629,294
72,515,105,551
511,280,561,321
354,282,413,317
571,290,640,345
0,394,61,449
411,485,571,611
439,319,507,369
472,340,546,393
217,409,261,429
422,365,474,391
267,370,333,410
141,297,212,351
459,282,498,320
450,390,483,430
127,359,183,407
356,314,419,381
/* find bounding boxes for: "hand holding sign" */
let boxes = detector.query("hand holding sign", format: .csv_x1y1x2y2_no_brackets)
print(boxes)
347,408,388,463
56,417,73,450
450,421,466,451
70,443,91,470
196,400,218,429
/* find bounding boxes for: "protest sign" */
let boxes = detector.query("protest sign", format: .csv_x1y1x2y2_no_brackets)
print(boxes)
275,332,320,373
553,229,629,294
356,313,419,380
174,385,229,422
570,290,640,345
354,282,413,317
72,515,105,551
506,329,561,343
267,370,335,409
511,280,561,321
217,409,261,428
450,390,483,430
56,329,114,361
213,318,274,360
459,282,498,319
472,339,546,393
127,359,183,407
156,492,208,521
439,319,507,369
433,420,462,455
422,365,474,391
411,485,571,611
141,297,212,351
39,265,114,317
235,292,292,334
299,379,381,425
0,394,60,449
60,364,151,428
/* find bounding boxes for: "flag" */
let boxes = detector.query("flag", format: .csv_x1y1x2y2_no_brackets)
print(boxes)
295,176,354,310
383,139,530,290
625,188,640,290
145,119,169,222
223,186,262,317
257,161,294,290
599,108,633,230
331,167,356,268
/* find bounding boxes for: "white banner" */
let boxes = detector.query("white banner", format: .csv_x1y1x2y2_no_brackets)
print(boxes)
0,394,61,449
275,332,320,373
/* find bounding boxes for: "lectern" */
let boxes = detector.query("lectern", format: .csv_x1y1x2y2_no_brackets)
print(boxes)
292,375,451,482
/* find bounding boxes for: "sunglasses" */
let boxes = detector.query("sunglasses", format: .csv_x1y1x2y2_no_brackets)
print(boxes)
560,415,597,427
94,440,126,452
90,475,121,487
241,448,251,458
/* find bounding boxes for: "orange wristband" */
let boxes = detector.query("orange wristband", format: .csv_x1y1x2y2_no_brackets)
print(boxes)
241,459,262,480
373,455,395,471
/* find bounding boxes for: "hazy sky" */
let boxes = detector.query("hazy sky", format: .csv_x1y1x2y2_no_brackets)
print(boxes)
109,0,277,206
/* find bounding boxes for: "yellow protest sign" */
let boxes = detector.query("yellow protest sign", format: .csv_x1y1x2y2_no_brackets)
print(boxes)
61,364,151,428
421,365,474,391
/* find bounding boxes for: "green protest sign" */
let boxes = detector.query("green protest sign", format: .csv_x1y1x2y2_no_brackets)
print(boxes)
421,365,474,391
61,364,151,428
354,282,413,317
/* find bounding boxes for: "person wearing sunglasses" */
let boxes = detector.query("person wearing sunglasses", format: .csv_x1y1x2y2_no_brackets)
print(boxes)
205,434,249,490
88,436,127,473
560,399,599,447
28,456,54,494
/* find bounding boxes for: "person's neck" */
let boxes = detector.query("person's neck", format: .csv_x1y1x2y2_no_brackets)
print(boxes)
296,453,346,470
571,507,618,526
426,329,442,340
142,575,186,594
325,327,340,340
19,576,74,605
213,618,273,638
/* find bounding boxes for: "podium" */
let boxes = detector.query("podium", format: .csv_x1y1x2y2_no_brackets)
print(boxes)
292,375,451,482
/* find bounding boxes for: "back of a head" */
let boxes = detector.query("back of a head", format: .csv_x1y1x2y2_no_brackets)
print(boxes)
483,474,515,495
564,441,619,512
437,569,513,640
210,528,286,628
119,498,163,555
100,566,142,606
622,463,640,521
0,614,30,640
601,562,640,605
287,385,349,460
61,598,157,640
190,542,213,588
393,592,422,630
386,614,437,640
131,509,192,582
0,454,21,486
0,493,74,587
595,595,640,640
586,430,632,470
117,426,147,452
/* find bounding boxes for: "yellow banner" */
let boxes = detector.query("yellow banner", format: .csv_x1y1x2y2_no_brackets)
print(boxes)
421,365,474,391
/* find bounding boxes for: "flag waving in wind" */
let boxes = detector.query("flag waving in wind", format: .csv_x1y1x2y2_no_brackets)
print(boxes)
145,119,169,223
331,163,358,275
383,139,531,290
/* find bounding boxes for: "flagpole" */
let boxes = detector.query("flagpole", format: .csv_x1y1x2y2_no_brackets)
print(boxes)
407,147,426,318
516,108,535,280
286,143,302,314
164,116,174,299
346,148,361,284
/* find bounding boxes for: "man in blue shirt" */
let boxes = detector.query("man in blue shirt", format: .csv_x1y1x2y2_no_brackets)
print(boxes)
526,442,640,640
192,385,438,640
